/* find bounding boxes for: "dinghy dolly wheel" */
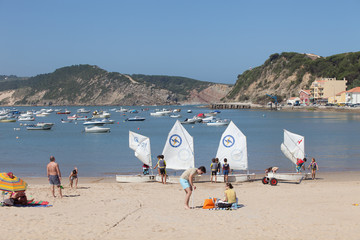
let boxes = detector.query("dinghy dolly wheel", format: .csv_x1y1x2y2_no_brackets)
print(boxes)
270,178,278,186
262,177,269,185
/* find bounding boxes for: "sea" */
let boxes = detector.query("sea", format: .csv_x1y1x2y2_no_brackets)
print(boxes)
1,105,360,177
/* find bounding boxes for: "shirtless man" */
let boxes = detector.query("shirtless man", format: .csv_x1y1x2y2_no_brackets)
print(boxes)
47,156,63,198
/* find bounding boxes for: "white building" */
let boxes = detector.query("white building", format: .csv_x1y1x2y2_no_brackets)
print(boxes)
346,87,360,104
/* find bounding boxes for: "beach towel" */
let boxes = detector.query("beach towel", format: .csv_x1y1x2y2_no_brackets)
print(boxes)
208,203,243,211
12,200,52,207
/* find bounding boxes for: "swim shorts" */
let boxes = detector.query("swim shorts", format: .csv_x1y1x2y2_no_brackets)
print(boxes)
159,168,166,175
49,175,61,186
180,178,190,189
211,170,217,176
223,170,229,175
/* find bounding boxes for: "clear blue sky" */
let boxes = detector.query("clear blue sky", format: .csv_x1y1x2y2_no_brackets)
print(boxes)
1,0,359,84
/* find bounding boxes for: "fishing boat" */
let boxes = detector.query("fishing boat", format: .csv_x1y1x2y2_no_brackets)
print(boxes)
84,126,110,133
116,131,156,183
202,121,255,182
56,110,71,114
262,129,310,186
126,116,146,121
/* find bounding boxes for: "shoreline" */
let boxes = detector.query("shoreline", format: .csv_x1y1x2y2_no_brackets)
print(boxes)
23,170,360,184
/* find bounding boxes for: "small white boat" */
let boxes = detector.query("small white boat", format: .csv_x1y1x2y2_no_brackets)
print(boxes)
180,118,197,124
126,116,146,121
206,119,229,126
92,111,111,118
262,172,310,185
0,118,16,123
262,129,308,186
61,119,73,123
170,114,182,118
187,110,192,113
77,108,90,113
76,116,92,121
26,123,53,130
115,107,129,112
67,114,79,120
83,120,105,126
84,126,110,133
101,119,115,124
18,116,35,121
116,131,155,183
116,174,156,183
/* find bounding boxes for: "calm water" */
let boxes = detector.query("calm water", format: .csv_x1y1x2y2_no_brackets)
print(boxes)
1,106,360,177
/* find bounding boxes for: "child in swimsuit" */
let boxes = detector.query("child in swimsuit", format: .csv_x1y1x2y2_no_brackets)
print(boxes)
69,167,78,188
307,158,319,180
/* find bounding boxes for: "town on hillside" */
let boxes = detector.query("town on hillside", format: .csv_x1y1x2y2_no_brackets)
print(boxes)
288,77,360,107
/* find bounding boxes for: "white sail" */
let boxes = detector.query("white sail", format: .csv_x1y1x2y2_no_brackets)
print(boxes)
162,120,194,170
216,121,248,170
280,129,305,165
129,131,152,167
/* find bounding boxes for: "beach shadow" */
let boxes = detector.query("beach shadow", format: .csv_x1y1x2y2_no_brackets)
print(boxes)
63,194,80,198
75,187,90,189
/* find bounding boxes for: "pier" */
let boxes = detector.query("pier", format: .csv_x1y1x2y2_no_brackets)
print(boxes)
210,103,252,109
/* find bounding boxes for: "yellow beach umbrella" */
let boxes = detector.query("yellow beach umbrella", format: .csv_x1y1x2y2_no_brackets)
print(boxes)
0,172,28,192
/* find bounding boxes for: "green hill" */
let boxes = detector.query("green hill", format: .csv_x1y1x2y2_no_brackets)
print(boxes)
0,65,231,106
225,52,360,103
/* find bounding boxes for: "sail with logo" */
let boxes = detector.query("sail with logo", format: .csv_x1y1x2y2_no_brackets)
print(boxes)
216,121,248,171
129,131,152,167
280,129,305,165
162,120,194,170
115,131,155,183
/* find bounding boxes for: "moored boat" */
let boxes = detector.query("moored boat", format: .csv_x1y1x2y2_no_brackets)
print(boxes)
26,123,53,130
126,116,146,121
84,126,110,133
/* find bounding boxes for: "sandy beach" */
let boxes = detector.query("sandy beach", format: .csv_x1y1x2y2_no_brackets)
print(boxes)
1,171,359,240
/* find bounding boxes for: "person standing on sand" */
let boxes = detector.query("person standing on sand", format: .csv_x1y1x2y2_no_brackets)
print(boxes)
47,156,63,198
153,155,166,184
222,158,231,183
296,158,307,173
308,158,319,180
210,158,218,183
180,166,206,210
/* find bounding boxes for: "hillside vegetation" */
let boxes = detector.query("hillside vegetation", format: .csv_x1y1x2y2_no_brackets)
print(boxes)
225,51,360,103
0,65,231,106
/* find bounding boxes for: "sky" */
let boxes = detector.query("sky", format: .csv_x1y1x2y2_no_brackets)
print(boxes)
1,0,359,84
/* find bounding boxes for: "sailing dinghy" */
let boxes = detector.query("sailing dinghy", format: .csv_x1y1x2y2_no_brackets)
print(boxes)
157,120,195,183
201,121,255,182
262,129,310,185
116,131,156,183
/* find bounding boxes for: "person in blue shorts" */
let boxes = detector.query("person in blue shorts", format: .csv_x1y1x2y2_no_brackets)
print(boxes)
222,158,231,183
179,166,206,210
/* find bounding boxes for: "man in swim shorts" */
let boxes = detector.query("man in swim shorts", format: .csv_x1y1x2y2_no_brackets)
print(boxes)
47,155,63,198
179,166,206,210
